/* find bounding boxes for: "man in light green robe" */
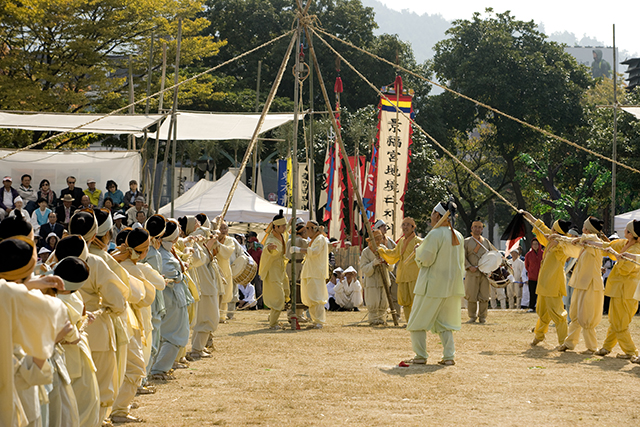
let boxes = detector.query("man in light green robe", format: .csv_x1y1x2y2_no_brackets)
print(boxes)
406,202,465,365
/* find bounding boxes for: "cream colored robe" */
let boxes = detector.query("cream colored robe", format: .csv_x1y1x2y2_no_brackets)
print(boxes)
1,280,68,427
216,236,236,304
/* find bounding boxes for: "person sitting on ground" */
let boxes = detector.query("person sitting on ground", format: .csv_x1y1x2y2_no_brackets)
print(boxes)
37,179,57,209
237,282,258,310
30,197,51,234
59,176,84,207
111,212,126,243
39,212,64,240
83,178,103,208
17,174,38,214
55,194,77,228
132,210,146,229
325,267,343,311
78,195,92,210
46,232,60,251
126,196,148,226
8,196,30,220
334,265,363,311
123,180,143,210
0,176,19,221
105,180,124,211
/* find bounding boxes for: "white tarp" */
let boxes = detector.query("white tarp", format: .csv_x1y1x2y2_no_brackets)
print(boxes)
159,171,309,223
0,112,164,134
0,150,141,196
615,208,640,235
148,112,299,141
622,107,640,120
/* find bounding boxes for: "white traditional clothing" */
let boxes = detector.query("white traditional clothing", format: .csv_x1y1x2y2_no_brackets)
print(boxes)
407,226,465,362
300,234,330,325
334,277,363,309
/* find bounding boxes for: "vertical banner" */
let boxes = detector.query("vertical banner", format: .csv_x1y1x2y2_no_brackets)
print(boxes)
347,155,366,245
318,138,331,219
362,141,377,222
297,161,309,211
277,159,288,206
286,157,293,207
328,140,343,240
375,94,413,241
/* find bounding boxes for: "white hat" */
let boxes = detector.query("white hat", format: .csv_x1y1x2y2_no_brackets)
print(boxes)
373,219,386,230
114,212,126,221
343,266,357,274
47,232,59,240
38,247,51,255
333,267,344,274
86,178,96,184
13,196,23,204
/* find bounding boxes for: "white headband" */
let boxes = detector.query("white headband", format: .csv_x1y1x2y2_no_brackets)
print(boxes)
97,212,113,237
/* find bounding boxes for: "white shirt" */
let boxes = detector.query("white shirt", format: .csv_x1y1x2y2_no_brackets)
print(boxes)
238,284,256,304
3,189,13,208
334,278,363,308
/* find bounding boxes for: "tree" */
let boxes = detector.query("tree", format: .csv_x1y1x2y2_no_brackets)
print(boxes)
426,9,592,226
0,0,225,147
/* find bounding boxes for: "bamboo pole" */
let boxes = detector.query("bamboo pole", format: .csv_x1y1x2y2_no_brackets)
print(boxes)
170,19,183,218
299,13,399,326
150,42,167,213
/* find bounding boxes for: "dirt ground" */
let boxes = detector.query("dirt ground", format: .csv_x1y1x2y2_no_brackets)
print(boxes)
133,309,640,426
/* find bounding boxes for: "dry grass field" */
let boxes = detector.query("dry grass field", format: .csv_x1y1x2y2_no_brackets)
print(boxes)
133,309,640,426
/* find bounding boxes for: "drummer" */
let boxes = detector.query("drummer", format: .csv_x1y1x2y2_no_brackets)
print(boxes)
464,218,500,323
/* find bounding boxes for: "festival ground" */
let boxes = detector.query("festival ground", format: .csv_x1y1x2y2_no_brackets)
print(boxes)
134,309,640,426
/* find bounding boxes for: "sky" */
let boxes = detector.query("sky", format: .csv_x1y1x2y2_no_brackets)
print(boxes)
377,0,638,57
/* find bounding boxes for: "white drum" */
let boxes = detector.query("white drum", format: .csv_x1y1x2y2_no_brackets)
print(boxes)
477,251,502,274
231,253,257,286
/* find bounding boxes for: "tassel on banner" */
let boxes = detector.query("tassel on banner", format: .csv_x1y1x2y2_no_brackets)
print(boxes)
394,74,403,94
334,76,343,94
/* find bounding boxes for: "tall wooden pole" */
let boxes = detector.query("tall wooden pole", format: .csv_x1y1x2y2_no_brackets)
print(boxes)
612,24,618,233
301,17,399,325
150,42,167,212
308,32,316,220
290,22,302,318
170,19,183,218
252,60,262,192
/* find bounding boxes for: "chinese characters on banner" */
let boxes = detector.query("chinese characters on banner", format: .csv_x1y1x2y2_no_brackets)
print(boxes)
374,94,413,241
297,161,309,211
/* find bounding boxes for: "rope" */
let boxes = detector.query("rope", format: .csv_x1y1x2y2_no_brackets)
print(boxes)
0,30,295,161
310,27,521,213
313,27,640,177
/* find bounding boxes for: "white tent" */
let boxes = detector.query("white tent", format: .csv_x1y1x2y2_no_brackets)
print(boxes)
158,171,309,223
614,208,640,235
0,112,164,134
145,112,301,140
622,107,640,120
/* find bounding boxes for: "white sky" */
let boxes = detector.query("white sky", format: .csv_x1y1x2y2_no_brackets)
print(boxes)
377,0,638,57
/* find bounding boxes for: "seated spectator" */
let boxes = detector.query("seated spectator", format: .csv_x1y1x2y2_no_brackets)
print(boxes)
37,178,57,209
103,197,115,212
17,174,38,214
111,212,126,243
334,265,363,311
59,175,84,207
123,179,143,210
132,210,146,229
326,267,343,311
30,198,51,233
0,176,19,221
105,180,124,210
45,232,59,251
237,282,258,310
38,246,52,263
39,212,64,240
55,194,77,228
78,194,92,209
126,196,148,226
83,178,103,208
8,196,30,220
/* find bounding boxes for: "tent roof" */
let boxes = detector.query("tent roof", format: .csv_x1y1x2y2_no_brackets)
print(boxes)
622,107,640,120
158,171,309,223
0,112,164,134
148,111,300,141
614,208,640,234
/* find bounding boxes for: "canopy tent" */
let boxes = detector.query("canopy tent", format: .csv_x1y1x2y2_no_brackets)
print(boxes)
146,111,301,140
0,150,141,195
614,208,640,236
158,171,309,223
622,107,640,120
0,112,164,134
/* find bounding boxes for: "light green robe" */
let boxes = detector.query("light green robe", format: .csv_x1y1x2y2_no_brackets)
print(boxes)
407,226,465,332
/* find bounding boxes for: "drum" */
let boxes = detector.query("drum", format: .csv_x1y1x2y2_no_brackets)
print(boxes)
477,251,502,274
486,258,513,289
231,253,257,286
